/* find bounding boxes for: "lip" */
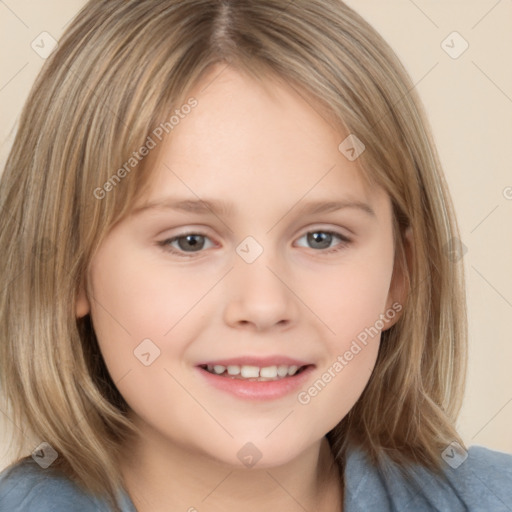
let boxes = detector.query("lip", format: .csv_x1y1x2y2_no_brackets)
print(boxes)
195,363,316,401
195,356,312,367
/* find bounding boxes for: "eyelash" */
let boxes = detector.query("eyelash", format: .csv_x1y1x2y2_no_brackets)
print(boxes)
157,229,352,258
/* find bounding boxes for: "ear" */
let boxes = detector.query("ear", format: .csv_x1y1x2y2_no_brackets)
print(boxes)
76,276,91,318
383,226,412,330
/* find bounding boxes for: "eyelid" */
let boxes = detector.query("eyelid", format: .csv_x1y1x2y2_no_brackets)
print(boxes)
157,225,353,258
157,230,215,257
293,223,353,242
293,229,352,251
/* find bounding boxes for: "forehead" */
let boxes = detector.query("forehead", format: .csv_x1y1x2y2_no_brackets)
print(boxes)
134,65,386,217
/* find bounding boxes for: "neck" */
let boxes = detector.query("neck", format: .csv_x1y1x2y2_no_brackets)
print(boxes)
119,428,343,512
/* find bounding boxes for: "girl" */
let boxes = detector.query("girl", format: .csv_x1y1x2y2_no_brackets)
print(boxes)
0,1,511,511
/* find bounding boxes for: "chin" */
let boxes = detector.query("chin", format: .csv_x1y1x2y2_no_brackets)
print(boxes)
207,434,315,470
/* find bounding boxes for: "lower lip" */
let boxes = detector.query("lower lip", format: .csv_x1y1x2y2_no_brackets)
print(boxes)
195,365,315,400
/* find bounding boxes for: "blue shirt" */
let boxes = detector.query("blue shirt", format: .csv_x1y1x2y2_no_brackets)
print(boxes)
1,442,511,511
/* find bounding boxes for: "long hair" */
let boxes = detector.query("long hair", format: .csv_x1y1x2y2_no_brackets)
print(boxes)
0,0,467,508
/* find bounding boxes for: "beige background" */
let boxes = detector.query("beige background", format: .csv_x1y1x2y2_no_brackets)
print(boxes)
1,1,511,469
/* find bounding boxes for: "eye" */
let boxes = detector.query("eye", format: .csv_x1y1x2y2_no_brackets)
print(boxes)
157,229,352,258
157,232,215,257
295,230,351,253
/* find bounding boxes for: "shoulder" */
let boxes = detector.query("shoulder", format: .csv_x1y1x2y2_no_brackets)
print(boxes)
463,444,512,479
0,457,111,512
344,443,512,511
439,445,512,510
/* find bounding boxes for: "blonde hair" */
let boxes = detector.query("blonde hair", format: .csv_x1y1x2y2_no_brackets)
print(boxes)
0,0,467,508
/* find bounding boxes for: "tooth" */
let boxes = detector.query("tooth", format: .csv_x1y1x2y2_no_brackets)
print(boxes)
227,365,241,375
260,366,278,378
277,365,289,377
207,363,302,379
240,365,260,378
287,365,299,376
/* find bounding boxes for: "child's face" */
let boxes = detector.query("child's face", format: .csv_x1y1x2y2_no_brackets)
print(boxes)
77,65,403,467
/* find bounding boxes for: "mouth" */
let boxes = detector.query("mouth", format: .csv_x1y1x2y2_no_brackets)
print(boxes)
195,356,316,400
197,363,313,381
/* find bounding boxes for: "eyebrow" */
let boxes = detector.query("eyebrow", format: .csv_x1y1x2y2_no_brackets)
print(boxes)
131,197,376,218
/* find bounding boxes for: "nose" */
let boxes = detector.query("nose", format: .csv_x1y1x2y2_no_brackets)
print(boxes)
222,252,299,332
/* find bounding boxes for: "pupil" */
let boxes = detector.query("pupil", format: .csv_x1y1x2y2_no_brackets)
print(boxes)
179,234,204,251
308,232,331,249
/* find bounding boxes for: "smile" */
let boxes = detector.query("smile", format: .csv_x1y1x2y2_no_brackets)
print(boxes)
195,359,316,400
199,363,308,381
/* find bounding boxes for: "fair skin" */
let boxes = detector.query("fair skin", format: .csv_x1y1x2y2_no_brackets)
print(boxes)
77,64,407,511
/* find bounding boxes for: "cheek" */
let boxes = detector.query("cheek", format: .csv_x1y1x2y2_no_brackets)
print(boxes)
87,247,209,431
309,246,394,345
90,263,193,338
296,244,393,416
88,242,217,351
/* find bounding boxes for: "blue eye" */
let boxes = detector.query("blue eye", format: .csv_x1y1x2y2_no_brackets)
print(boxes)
295,230,351,253
158,229,351,258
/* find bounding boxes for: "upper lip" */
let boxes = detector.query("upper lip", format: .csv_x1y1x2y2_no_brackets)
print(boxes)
196,356,314,368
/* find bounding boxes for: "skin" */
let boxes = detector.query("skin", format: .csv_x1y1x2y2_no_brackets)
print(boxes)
77,64,408,511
